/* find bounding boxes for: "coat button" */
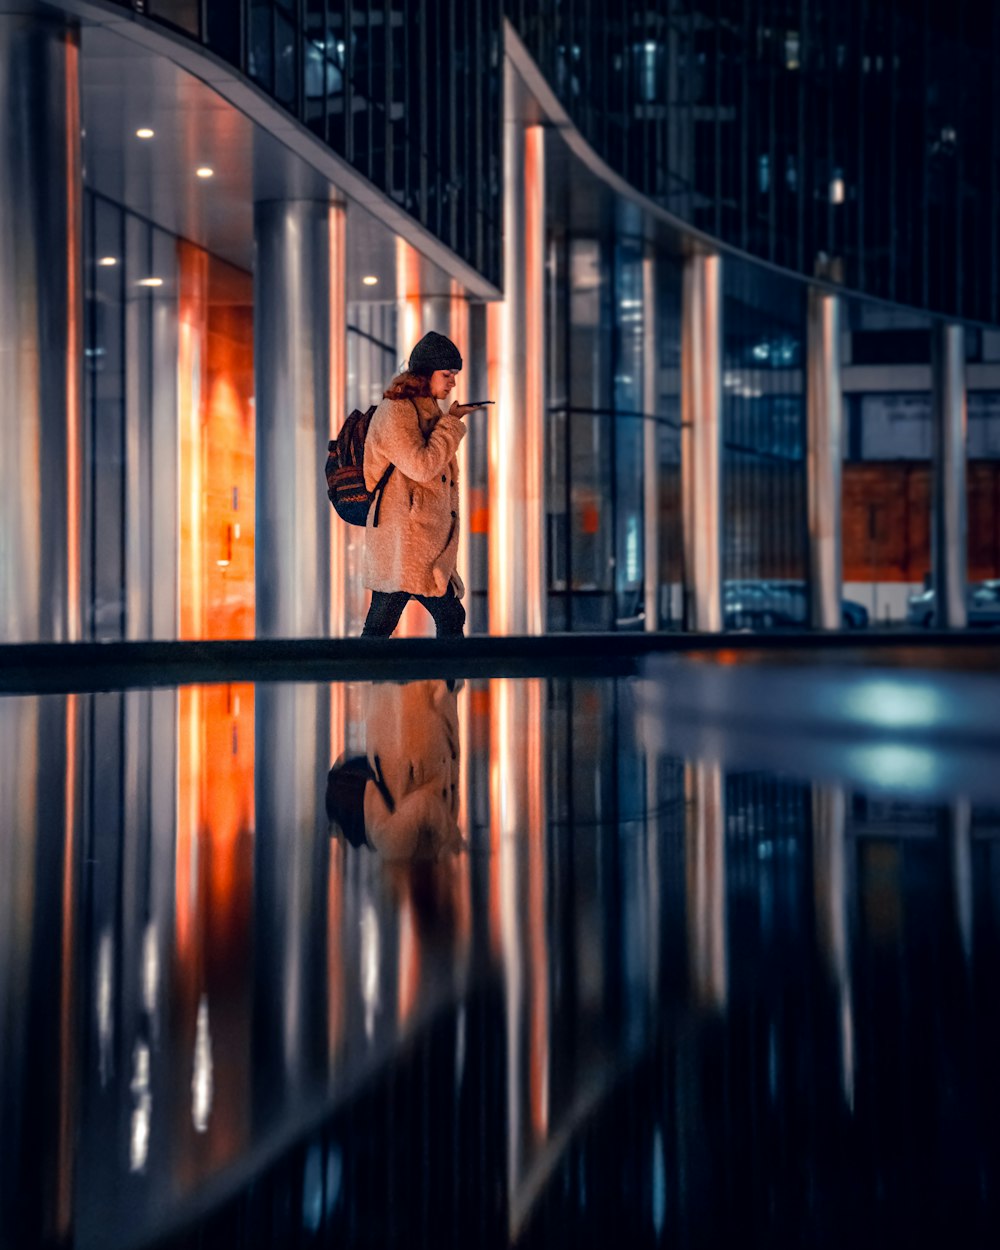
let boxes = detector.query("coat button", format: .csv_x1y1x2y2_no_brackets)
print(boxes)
441,474,446,482
451,510,457,518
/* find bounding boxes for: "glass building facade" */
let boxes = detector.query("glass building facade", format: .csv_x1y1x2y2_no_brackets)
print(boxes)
508,0,1000,324
1,0,999,644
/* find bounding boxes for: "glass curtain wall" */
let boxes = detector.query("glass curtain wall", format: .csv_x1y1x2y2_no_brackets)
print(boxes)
546,232,682,631
110,0,504,288
721,257,808,630
507,0,1000,326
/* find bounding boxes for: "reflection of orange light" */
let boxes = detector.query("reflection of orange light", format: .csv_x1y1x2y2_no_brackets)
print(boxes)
174,682,255,1181
57,693,77,1233
526,679,549,1140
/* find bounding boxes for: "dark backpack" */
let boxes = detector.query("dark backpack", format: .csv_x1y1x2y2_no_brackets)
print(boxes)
325,405,395,527
325,753,395,848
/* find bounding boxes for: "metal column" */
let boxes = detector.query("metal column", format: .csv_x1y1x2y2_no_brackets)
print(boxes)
254,200,346,638
931,322,967,629
680,252,722,633
807,289,844,630
642,251,661,631
0,15,82,642
491,61,546,636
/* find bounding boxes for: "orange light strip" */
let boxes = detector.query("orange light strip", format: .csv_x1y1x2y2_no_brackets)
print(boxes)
523,126,546,637
177,243,209,639
329,206,347,637
487,301,510,635
450,286,473,612
394,240,434,637
65,37,82,642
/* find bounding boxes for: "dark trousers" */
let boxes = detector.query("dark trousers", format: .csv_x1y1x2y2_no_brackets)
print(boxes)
361,585,466,638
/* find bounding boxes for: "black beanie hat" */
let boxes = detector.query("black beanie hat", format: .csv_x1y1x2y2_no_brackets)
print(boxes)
408,331,463,376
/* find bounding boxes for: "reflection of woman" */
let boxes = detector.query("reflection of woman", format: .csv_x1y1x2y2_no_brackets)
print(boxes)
325,679,462,861
325,679,468,958
363,679,462,861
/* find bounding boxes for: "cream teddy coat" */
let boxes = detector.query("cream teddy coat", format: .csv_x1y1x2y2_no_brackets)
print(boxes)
363,395,467,599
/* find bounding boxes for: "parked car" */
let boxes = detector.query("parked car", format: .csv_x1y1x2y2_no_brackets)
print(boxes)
724,580,869,630
905,580,1000,628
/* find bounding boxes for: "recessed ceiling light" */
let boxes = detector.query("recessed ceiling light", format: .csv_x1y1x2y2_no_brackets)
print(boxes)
195,167,214,179
136,128,155,139
98,257,118,267
137,278,163,288
362,275,379,286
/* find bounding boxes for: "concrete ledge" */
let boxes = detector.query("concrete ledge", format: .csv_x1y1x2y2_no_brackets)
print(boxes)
0,631,998,693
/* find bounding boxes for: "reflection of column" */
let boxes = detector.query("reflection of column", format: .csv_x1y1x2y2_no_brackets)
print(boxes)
812,784,854,1109
948,797,973,964
931,322,967,629
643,252,661,631
807,290,843,630
491,678,549,1210
254,683,331,1114
255,200,346,638
491,66,546,636
680,253,722,633
0,695,77,1239
685,761,727,1009
0,15,82,641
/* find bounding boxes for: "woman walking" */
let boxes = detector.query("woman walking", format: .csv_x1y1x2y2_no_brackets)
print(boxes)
361,331,485,638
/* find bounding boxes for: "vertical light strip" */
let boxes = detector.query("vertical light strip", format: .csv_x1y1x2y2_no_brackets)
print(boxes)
642,251,660,631
395,238,424,366
178,243,208,639
806,289,843,629
488,299,511,635
392,240,433,637
680,252,723,632
449,285,473,612
524,125,547,636
64,35,82,641
328,204,347,637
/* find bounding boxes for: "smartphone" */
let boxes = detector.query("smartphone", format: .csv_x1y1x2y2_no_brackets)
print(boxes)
465,400,494,406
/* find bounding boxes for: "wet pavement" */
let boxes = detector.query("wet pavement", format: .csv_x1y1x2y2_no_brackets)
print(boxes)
3,653,1000,1248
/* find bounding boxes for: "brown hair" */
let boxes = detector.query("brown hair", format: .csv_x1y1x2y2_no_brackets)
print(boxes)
384,370,431,400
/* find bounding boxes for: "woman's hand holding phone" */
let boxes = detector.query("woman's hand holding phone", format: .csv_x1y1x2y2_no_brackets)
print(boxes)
449,400,493,419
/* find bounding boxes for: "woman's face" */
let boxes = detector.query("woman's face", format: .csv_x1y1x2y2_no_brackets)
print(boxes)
429,368,458,401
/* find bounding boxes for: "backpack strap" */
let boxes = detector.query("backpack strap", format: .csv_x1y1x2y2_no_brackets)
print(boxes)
371,465,395,528
371,754,395,813
370,398,420,528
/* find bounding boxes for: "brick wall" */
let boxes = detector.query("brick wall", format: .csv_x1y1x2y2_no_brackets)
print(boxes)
843,462,1000,582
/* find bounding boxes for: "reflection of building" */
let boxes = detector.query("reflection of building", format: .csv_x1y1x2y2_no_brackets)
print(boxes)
3,1,999,648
